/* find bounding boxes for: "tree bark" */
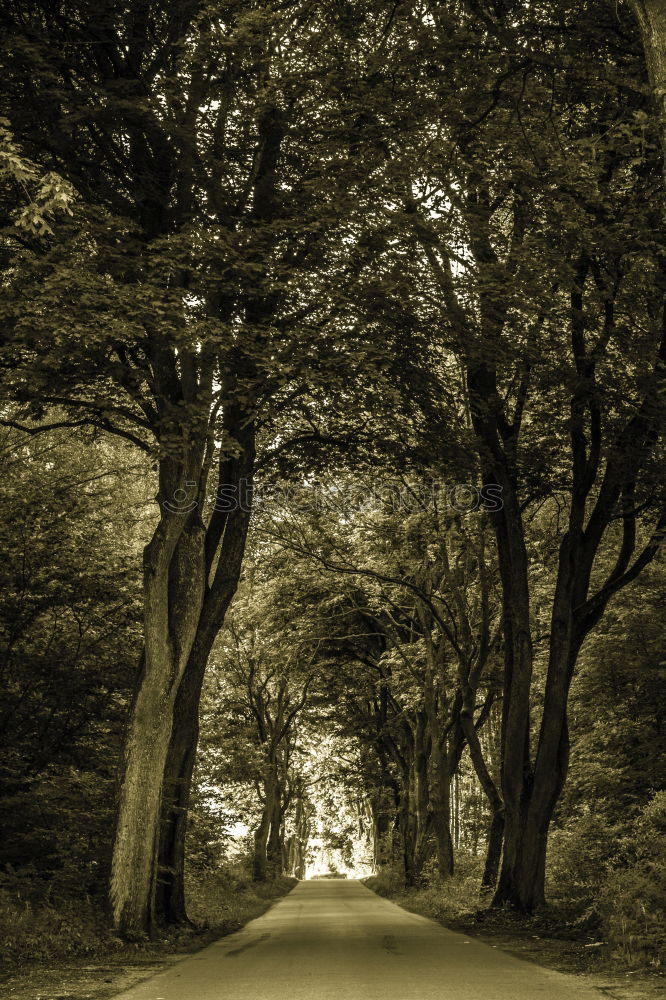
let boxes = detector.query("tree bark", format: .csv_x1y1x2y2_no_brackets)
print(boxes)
429,748,454,879
370,779,399,871
459,688,505,894
424,680,455,879
154,416,255,924
267,780,284,879
412,712,432,879
252,781,275,882
154,647,206,925
288,792,310,879
110,687,174,937
111,505,206,937
630,0,666,181
482,810,505,893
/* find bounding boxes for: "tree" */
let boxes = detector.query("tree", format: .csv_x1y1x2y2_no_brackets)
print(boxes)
629,0,666,177
0,1,397,934
260,474,505,885
213,603,314,882
390,1,666,910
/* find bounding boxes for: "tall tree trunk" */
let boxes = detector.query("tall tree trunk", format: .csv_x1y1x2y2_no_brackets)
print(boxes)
493,518,585,909
495,652,574,910
110,688,173,937
288,793,310,879
371,780,398,871
253,798,273,883
459,686,505,895
111,509,206,937
630,0,666,181
482,810,505,893
267,783,284,879
154,417,254,925
429,750,454,879
373,808,392,869
286,834,296,877
399,785,416,886
154,647,206,925
413,712,432,879
369,744,400,871
489,508,535,909
425,701,454,878
254,761,278,882
398,724,420,886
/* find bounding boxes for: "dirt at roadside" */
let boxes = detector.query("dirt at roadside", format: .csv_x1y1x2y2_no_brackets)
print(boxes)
362,878,664,1000
443,913,664,1000
0,953,186,1000
0,877,299,999
460,931,662,1000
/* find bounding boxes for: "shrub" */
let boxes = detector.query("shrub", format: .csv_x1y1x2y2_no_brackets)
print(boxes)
363,867,406,897
186,867,297,933
546,810,618,914
0,878,114,968
596,792,666,968
365,852,485,924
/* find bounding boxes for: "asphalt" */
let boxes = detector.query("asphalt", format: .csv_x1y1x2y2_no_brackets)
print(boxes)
113,878,602,1000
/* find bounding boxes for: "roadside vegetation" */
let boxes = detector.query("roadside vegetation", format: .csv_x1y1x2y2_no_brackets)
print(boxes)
365,789,666,974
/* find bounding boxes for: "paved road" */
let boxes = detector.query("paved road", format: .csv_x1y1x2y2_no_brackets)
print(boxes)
114,879,602,1000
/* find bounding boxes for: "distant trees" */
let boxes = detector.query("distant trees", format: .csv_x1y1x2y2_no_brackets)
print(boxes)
258,478,505,887
190,560,319,884
215,604,314,882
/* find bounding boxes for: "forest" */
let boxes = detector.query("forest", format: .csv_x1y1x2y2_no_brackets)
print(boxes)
0,0,665,991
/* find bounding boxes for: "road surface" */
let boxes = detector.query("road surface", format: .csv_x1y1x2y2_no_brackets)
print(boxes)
113,879,602,1000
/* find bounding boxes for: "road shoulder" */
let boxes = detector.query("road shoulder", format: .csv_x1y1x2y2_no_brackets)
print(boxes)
0,878,298,1000
362,877,664,1000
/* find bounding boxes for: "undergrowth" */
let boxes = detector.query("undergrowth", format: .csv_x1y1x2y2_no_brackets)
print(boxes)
364,795,666,974
186,871,298,935
0,867,297,971
364,853,484,926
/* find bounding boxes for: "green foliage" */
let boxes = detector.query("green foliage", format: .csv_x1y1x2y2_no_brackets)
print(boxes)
0,428,145,962
0,770,116,895
363,870,407,897
186,866,297,934
0,878,114,967
184,796,239,878
0,118,75,236
365,852,485,923
547,812,619,914
0,861,297,970
596,792,666,968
